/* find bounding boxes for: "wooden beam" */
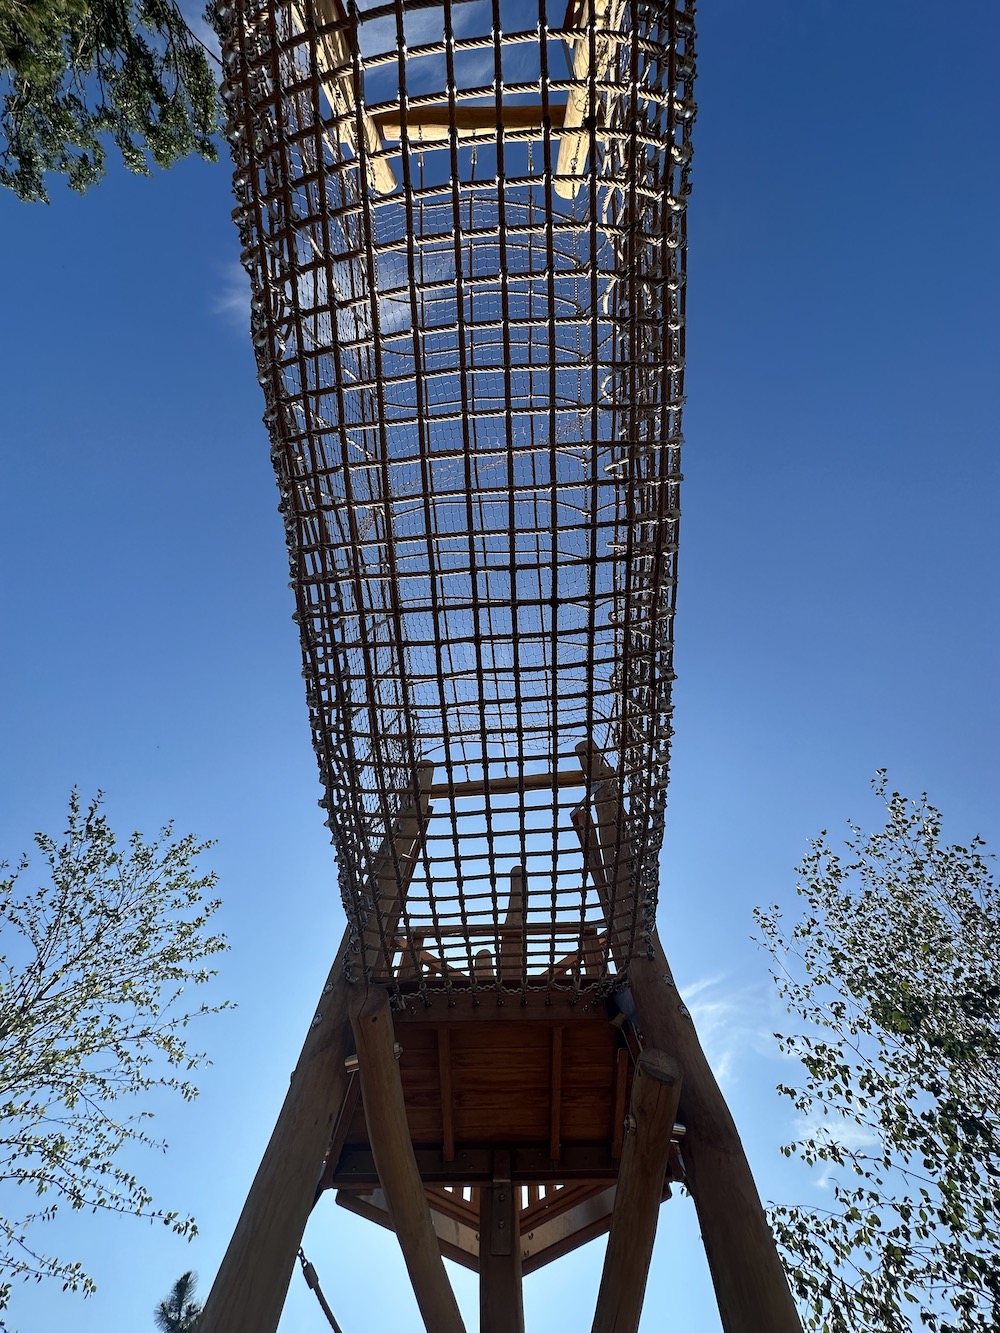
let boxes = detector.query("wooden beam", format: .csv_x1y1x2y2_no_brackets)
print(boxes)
350,987,467,1333
199,934,355,1333
332,1141,624,1187
292,0,397,195
480,1151,525,1333
376,102,568,145
363,761,434,975
437,1027,456,1163
499,865,525,981
338,1182,671,1278
591,1050,681,1333
555,0,624,198
629,932,802,1333
549,1026,564,1161
427,767,586,800
393,985,594,1022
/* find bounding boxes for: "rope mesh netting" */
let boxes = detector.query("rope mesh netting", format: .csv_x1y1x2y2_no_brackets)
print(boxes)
220,0,695,999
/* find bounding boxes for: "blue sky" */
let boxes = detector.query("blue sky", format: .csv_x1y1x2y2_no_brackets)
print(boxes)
1,0,997,1329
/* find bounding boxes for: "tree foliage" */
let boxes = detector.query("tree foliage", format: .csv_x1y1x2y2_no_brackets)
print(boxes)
756,775,1000,1332
0,791,228,1312
0,0,221,201
154,1269,202,1331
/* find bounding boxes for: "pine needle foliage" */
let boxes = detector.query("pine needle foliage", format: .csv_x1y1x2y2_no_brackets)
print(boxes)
154,1269,202,1331
0,791,229,1312
756,774,1000,1332
0,0,221,201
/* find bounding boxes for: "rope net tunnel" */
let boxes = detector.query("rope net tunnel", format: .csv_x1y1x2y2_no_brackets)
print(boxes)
220,0,695,1001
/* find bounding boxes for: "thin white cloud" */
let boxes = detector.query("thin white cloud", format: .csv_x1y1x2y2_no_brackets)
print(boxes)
680,972,774,1085
213,261,251,328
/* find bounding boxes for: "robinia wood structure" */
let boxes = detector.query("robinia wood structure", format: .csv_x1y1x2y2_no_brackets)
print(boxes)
201,1,802,1329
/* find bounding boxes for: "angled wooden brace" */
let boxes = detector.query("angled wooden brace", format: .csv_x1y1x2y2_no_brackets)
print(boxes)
198,932,355,1333
555,0,627,198
574,739,634,966
291,0,398,195
350,987,467,1333
363,760,435,979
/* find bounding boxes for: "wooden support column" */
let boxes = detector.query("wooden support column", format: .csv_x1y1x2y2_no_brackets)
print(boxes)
199,933,355,1333
480,1150,525,1333
629,932,802,1333
350,987,467,1333
591,1050,681,1333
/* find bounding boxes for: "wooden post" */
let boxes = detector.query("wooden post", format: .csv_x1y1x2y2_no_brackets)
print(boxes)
629,932,802,1333
350,987,467,1333
198,934,355,1333
480,1150,525,1333
591,1050,681,1333
499,865,525,981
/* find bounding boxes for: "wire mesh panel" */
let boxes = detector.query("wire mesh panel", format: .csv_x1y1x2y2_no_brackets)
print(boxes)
219,0,695,998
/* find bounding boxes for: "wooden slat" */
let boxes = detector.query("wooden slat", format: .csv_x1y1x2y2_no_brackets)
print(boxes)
437,1028,456,1163
591,1050,682,1333
350,988,467,1333
549,1027,564,1161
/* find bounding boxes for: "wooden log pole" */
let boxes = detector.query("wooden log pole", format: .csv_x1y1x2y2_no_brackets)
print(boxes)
198,934,355,1333
499,865,526,981
480,1150,525,1333
591,1050,681,1333
629,932,802,1333
350,987,468,1333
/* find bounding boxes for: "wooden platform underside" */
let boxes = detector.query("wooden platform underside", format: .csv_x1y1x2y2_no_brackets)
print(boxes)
321,990,683,1274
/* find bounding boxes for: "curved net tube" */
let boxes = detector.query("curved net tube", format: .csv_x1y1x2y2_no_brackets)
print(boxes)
220,0,696,999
